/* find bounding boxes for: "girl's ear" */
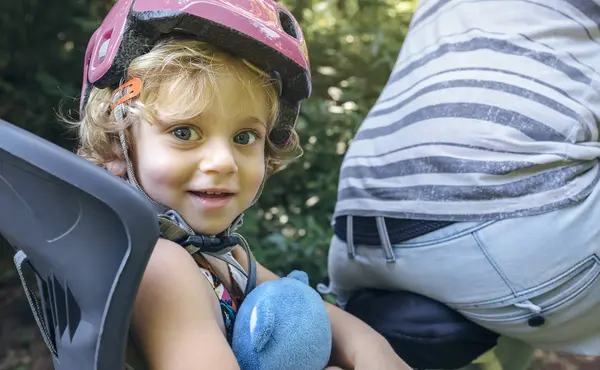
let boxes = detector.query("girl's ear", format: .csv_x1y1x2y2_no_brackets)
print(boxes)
105,134,129,177
105,159,127,177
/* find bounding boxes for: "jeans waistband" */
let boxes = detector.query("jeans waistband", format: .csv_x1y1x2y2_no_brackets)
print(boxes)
334,215,455,263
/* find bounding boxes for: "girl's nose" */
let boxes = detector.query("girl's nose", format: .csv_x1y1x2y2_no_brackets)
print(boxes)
198,138,238,175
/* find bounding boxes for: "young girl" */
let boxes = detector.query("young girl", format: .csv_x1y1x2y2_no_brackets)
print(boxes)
70,0,409,369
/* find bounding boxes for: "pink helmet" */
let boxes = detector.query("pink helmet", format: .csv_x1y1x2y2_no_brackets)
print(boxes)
80,0,311,145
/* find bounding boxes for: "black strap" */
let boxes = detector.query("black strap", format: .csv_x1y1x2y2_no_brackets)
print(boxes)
334,215,455,245
173,234,239,253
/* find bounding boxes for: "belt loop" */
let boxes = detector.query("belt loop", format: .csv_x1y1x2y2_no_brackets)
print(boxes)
376,216,396,263
346,215,356,259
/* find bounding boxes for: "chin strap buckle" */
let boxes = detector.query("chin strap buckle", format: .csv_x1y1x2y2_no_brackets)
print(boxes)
156,209,257,295
174,234,240,254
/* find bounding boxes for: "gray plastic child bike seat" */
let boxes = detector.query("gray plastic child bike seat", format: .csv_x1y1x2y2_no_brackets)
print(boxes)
0,119,159,370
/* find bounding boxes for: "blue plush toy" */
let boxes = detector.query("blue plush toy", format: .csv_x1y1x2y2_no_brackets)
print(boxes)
232,270,332,370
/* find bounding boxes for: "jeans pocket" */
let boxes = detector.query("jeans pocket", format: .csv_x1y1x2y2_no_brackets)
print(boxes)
448,254,600,324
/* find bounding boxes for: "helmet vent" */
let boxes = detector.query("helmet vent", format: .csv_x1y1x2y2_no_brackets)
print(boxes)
98,39,110,62
278,10,298,39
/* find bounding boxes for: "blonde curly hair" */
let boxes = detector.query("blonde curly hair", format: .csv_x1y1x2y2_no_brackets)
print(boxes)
68,38,301,176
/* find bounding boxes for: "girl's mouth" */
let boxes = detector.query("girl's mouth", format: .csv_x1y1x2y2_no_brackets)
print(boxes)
188,191,235,210
191,191,234,198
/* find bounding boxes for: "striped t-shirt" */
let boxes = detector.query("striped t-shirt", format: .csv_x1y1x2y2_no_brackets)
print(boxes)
334,0,600,221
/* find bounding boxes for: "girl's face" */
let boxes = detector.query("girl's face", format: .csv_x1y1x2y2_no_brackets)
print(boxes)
131,72,270,235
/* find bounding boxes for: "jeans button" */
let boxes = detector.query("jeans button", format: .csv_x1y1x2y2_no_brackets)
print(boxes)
528,314,546,327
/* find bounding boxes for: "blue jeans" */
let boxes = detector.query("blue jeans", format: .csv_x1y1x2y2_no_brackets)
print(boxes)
327,181,600,359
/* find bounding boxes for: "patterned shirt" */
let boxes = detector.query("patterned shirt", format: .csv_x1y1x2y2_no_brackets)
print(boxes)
334,0,600,221
193,253,244,342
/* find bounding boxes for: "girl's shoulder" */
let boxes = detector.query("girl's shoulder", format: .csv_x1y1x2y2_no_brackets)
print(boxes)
129,238,235,368
137,238,222,310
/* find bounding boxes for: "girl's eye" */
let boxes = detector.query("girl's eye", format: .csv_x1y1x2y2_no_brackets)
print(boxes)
233,130,259,145
172,126,200,141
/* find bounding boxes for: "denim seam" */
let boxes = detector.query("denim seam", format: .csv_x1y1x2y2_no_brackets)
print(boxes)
453,266,600,321
472,231,518,298
396,220,497,248
515,254,600,298
449,254,600,307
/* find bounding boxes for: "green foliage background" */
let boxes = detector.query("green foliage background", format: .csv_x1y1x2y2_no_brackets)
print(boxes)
0,0,416,285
